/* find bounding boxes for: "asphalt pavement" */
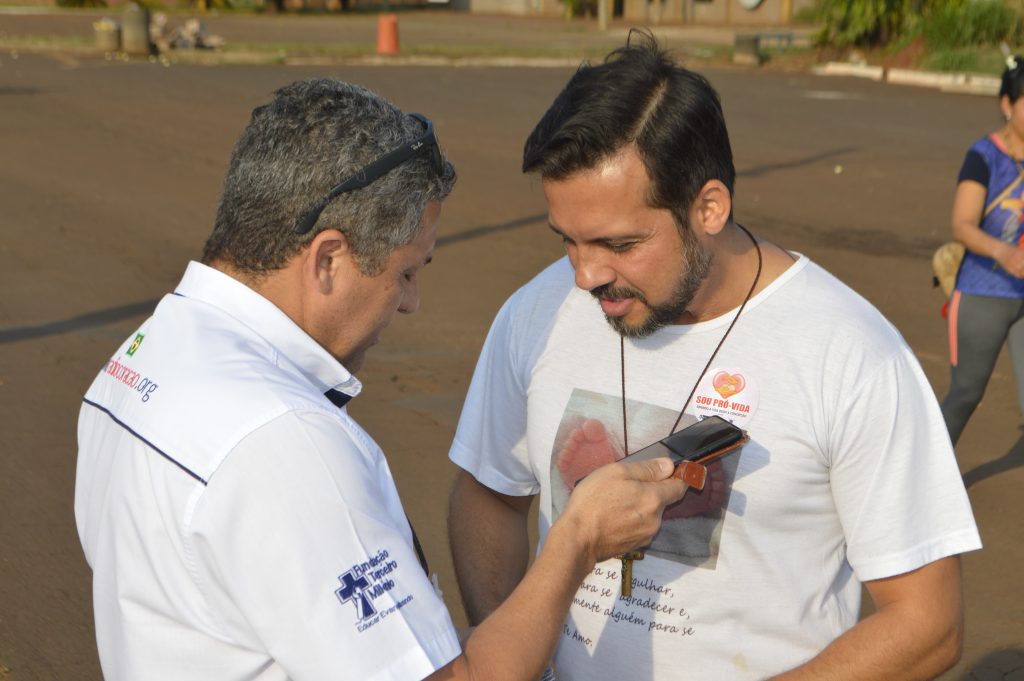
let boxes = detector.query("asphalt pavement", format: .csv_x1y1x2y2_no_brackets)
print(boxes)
0,11,1020,681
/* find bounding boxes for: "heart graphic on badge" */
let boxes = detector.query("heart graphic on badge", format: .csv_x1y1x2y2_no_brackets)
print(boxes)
712,371,745,399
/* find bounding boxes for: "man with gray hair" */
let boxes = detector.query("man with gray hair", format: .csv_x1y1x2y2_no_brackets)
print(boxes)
75,78,688,681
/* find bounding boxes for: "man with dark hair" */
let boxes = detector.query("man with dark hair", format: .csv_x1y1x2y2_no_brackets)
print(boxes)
75,78,688,681
448,35,981,680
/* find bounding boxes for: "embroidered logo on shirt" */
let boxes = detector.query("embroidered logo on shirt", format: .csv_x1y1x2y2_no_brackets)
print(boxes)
336,570,377,620
335,548,415,632
102,357,159,403
126,333,145,357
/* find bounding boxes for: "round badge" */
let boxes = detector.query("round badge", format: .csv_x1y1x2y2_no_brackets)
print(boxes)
691,367,759,427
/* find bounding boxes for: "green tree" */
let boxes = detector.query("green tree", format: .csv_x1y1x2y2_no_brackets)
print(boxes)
817,0,924,47
922,0,1022,48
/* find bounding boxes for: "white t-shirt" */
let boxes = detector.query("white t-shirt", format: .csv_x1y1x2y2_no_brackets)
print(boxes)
450,255,980,680
76,261,460,681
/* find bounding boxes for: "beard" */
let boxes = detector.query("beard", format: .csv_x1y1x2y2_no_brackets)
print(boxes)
591,227,713,339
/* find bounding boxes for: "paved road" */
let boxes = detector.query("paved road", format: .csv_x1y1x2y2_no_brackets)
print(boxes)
0,49,1020,680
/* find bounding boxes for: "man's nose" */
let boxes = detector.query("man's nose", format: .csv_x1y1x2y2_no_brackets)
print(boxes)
398,285,420,314
572,248,615,292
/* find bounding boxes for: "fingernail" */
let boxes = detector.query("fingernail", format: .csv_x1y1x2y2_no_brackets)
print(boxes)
658,459,673,475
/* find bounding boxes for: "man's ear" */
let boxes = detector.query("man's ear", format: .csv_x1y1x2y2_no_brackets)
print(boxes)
690,180,732,237
306,228,351,294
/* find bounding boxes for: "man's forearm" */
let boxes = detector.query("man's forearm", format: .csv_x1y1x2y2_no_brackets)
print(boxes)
448,469,533,624
433,457,686,681
770,605,961,681
770,558,964,681
449,520,594,680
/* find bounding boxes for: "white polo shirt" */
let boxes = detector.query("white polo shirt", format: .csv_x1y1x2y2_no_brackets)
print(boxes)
75,261,460,681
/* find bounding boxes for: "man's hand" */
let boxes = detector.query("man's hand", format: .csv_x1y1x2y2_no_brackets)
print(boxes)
437,458,686,681
559,457,688,565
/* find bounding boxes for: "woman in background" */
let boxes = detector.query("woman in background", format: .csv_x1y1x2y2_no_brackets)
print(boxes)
942,55,1024,445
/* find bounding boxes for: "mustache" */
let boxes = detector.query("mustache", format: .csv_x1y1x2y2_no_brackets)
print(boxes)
590,284,648,306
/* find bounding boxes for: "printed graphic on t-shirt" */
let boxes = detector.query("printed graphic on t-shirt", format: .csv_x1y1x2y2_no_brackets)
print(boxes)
983,136,1024,244
550,389,742,569
996,194,1024,245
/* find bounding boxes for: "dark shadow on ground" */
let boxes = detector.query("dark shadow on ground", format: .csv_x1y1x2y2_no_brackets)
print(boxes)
0,213,548,344
962,435,1024,488
0,299,159,344
737,146,858,179
954,648,1024,679
750,213,944,259
0,86,41,96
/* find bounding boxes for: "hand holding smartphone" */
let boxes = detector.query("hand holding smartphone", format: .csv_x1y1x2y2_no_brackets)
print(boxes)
628,415,748,490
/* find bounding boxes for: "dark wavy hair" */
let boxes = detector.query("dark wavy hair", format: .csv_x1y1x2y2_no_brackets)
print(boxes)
522,30,734,231
1000,54,1024,102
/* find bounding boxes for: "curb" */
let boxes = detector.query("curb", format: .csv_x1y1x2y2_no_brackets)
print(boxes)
811,61,884,80
888,67,1000,95
0,42,591,68
283,54,581,68
813,61,1000,96
0,40,1005,88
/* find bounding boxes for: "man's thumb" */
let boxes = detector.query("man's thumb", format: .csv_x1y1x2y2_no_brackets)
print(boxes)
620,456,675,482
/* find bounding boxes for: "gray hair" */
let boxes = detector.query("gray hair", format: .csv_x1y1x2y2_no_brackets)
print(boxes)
202,78,457,275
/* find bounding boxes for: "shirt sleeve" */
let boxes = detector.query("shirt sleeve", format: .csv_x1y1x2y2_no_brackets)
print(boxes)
958,149,989,187
449,294,540,496
827,346,982,582
186,411,461,681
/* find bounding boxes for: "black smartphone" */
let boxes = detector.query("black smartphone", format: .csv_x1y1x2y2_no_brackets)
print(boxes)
631,415,748,466
572,416,748,491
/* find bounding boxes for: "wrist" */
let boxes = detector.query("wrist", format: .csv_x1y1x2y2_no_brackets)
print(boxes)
545,513,598,577
993,241,1014,263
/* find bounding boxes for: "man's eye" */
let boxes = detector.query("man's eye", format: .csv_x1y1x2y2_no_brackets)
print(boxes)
608,242,635,253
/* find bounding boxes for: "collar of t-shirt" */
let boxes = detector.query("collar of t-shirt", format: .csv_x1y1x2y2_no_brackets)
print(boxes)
174,261,362,406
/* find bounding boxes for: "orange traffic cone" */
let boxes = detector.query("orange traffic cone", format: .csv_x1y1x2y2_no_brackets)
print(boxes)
376,14,399,55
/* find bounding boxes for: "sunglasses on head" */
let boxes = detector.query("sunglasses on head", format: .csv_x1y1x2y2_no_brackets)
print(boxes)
293,112,444,235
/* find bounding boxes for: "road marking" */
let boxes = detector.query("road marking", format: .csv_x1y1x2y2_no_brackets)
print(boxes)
802,90,861,101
